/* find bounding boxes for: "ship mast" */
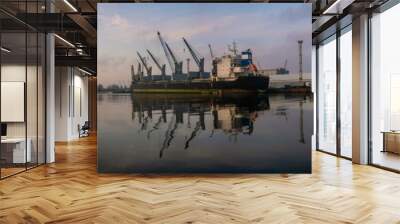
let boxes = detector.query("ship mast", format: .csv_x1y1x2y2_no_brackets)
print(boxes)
208,44,214,59
228,41,238,55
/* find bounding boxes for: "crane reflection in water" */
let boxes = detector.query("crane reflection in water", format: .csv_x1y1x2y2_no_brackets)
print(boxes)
129,93,307,158
97,93,312,173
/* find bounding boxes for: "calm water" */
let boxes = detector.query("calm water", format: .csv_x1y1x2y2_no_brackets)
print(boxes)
98,93,313,173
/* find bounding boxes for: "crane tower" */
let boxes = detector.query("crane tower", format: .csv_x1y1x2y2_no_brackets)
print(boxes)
298,40,303,81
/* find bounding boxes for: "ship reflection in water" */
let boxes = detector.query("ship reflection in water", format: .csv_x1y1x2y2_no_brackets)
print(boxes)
98,93,313,173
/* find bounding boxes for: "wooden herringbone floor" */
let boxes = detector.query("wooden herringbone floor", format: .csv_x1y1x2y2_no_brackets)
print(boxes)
1,135,400,224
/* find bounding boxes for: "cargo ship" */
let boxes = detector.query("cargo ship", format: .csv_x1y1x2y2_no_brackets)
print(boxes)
130,32,269,94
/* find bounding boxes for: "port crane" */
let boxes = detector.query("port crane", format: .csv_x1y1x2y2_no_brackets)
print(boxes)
146,49,166,79
298,40,303,80
277,59,289,74
166,43,183,75
137,61,144,80
131,64,136,82
137,52,152,79
183,37,204,75
157,31,183,75
208,44,217,78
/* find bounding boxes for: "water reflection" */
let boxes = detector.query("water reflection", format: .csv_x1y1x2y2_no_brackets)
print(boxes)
131,94,270,157
98,93,313,173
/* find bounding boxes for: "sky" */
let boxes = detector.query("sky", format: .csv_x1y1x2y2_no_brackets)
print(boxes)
97,3,311,86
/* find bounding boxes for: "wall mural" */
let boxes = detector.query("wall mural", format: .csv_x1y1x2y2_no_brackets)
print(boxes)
97,3,312,173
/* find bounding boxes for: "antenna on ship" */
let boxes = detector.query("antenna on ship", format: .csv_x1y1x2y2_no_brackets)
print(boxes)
228,41,238,55
256,61,262,70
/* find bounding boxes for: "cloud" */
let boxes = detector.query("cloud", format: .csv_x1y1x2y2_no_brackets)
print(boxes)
162,15,237,40
97,4,311,86
110,14,130,28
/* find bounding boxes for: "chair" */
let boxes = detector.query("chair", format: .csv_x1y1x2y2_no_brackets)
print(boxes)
78,121,90,138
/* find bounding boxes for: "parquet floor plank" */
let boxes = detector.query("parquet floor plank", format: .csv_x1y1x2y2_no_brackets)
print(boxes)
1,135,400,223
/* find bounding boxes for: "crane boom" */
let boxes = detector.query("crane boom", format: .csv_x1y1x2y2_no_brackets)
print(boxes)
147,49,166,78
165,43,178,65
157,31,182,75
137,52,152,78
165,43,183,75
146,50,162,70
182,37,204,73
183,38,200,65
157,31,174,73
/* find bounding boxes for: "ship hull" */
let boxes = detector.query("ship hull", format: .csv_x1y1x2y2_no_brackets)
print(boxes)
131,76,269,94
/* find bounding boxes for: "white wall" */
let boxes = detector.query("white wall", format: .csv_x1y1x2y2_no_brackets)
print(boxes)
1,65,26,132
55,67,70,141
1,65,38,138
1,63,46,164
55,67,89,141
71,73,89,138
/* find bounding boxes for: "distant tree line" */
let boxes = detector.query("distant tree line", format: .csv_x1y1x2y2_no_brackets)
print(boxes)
98,84,130,92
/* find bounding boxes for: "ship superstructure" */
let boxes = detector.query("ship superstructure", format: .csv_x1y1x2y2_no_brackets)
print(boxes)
212,46,259,81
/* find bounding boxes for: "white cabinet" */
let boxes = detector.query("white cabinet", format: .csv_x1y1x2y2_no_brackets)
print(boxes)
1,138,32,163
